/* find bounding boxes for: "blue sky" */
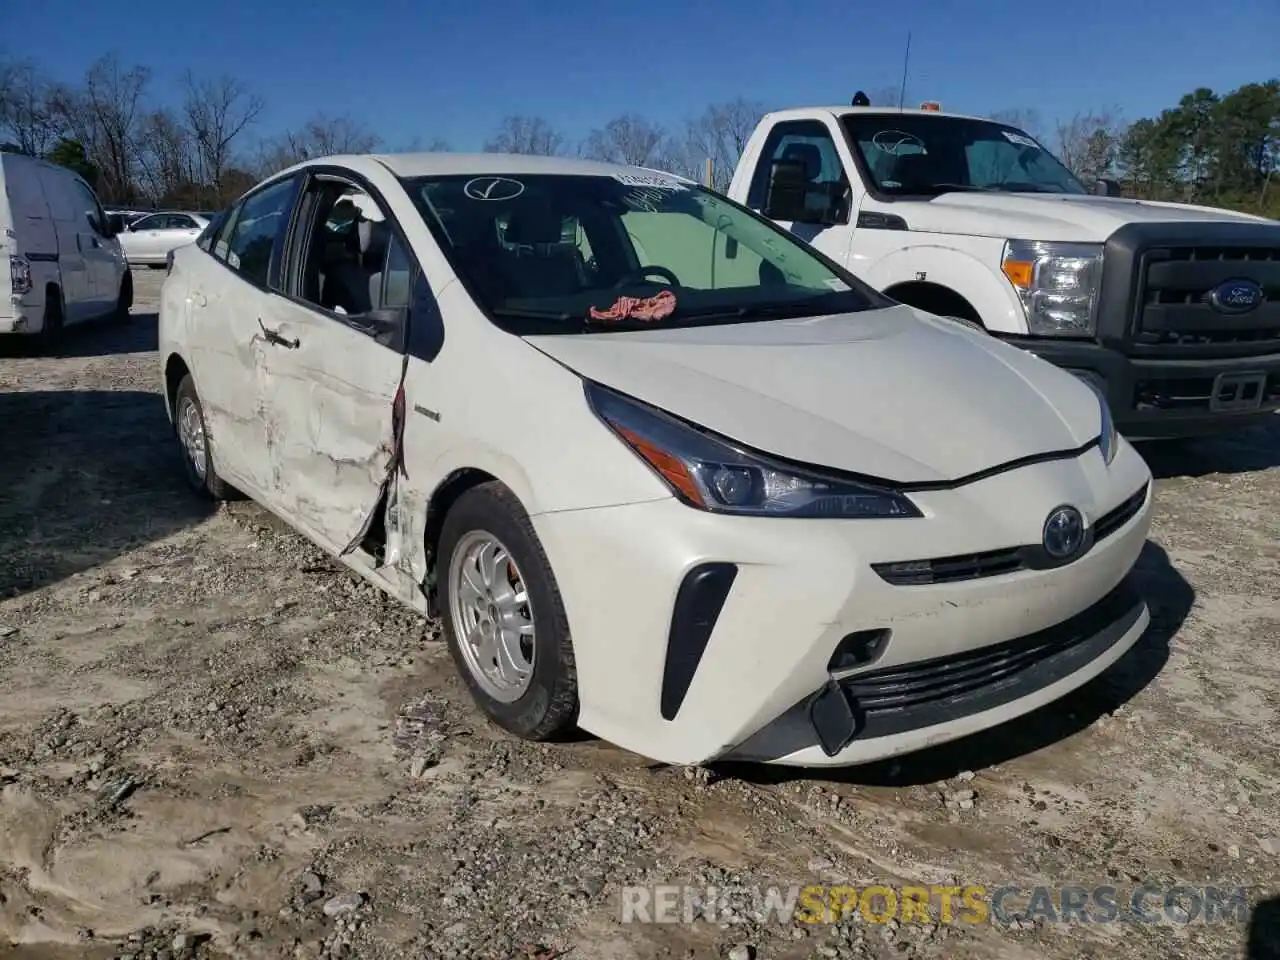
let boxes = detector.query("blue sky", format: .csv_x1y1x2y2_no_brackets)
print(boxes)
7,0,1278,153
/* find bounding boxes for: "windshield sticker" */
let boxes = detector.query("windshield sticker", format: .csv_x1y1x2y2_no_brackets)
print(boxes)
612,173,686,190
588,289,676,323
1001,130,1040,149
463,177,526,201
824,278,851,292
621,186,676,213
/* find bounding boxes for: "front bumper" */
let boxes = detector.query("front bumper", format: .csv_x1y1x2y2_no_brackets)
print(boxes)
1005,336,1280,440
533,440,1153,767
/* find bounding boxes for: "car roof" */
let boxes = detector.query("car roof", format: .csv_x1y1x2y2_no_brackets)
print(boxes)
279,151,697,183
766,106,1001,125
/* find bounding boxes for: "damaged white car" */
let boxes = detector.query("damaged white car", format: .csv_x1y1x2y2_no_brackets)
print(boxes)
159,154,1155,767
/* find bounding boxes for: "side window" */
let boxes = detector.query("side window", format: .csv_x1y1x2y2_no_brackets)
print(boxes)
210,204,242,258
381,233,414,310
293,181,413,325
132,214,163,231
745,120,849,212
69,179,109,235
222,177,298,287
172,215,198,230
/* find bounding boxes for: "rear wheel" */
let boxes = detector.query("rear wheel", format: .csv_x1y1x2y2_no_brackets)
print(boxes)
113,271,133,322
438,482,578,741
37,293,64,356
173,374,238,501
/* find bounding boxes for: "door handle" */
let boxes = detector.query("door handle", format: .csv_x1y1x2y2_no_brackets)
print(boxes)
258,318,299,349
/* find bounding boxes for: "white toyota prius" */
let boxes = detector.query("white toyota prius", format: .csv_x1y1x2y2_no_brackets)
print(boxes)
158,153,1155,768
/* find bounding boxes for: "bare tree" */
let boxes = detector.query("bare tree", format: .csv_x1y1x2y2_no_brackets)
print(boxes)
1055,109,1125,182
483,115,564,156
49,55,151,202
678,97,767,191
255,113,382,175
0,58,62,156
396,135,452,152
989,107,1044,139
582,113,668,167
182,72,263,198
135,108,196,206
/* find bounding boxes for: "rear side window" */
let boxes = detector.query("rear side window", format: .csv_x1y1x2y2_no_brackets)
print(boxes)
746,119,848,210
215,177,298,287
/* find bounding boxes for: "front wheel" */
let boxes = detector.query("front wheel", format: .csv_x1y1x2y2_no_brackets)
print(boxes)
438,482,578,741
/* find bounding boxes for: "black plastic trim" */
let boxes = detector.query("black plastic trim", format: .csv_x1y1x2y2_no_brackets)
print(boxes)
734,576,1146,761
871,481,1149,586
1098,220,1280,356
660,562,738,721
24,252,58,262
856,211,909,230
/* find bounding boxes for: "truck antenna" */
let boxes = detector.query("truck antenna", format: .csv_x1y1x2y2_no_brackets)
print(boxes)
897,31,911,111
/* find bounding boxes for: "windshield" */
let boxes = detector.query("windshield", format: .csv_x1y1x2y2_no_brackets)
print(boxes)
841,113,1088,197
402,172,886,334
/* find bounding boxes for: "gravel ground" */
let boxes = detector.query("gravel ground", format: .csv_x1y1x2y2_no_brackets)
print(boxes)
1,268,1279,960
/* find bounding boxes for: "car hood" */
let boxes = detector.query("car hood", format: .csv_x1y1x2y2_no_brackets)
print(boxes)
865,192,1275,243
524,305,1102,484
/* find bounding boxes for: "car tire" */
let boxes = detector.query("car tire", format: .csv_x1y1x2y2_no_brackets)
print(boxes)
37,292,64,356
114,272,133,323
173,374,238,501
438,482,578,741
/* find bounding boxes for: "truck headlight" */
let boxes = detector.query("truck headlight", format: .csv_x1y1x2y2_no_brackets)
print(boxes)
1001,240,1103,337
586,382,921,518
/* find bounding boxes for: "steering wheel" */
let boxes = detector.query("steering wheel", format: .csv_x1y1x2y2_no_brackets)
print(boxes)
614,265,680,289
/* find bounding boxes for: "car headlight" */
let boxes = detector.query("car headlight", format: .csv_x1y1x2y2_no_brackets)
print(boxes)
1001,240,1103,337
1079,378,1119,465
585,383,921,518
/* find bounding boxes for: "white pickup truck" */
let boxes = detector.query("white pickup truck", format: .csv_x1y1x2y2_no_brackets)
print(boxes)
725,101,1280,439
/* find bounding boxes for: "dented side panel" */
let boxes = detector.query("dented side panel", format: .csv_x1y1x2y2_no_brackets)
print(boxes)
254,294,406,553
183,266,274,492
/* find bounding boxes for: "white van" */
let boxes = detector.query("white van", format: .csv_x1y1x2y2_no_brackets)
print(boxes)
0,151,132,350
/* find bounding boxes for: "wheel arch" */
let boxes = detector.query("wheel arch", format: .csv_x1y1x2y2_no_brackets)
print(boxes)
164,353,191,426
882,280,984,325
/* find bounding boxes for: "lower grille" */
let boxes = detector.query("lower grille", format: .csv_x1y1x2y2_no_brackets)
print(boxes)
1134,373,1280,412
836,578,1142,737
872,483,1148,586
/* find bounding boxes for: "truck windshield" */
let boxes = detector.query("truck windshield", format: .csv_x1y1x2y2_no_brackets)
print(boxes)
840,113,1088,197
402,172,886,334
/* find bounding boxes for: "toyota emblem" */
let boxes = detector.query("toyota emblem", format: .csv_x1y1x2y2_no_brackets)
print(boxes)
1042,505,1085,561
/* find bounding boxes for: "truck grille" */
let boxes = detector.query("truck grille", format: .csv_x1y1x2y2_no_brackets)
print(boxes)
1132,244,1280,354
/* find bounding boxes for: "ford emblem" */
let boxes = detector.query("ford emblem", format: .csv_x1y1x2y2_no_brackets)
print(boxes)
1207,278,1265,315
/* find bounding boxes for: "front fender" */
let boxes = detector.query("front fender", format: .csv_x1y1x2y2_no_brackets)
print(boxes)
864,243,1028,334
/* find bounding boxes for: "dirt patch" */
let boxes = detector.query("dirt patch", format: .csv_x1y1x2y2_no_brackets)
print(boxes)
1,270,1278,959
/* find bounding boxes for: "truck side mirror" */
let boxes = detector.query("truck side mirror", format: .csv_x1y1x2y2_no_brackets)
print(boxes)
1093,178,1122,198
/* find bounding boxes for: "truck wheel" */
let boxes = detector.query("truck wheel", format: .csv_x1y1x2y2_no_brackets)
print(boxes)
438,482,579,741
173,374,238,501
37,294,64,356
113,272,133,323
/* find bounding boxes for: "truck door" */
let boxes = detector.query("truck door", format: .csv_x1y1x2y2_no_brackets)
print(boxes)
742,119,856,268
